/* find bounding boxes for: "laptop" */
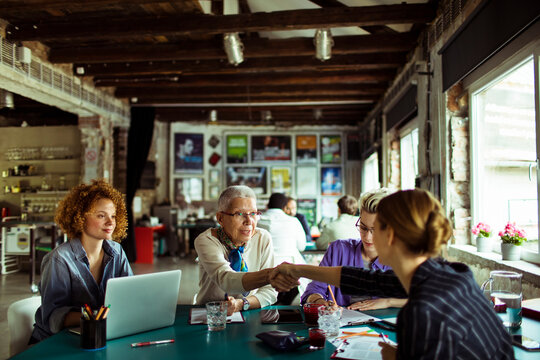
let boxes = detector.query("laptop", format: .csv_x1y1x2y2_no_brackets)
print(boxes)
104,269,182,339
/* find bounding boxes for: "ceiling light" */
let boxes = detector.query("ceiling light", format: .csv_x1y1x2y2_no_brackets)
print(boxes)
209,109,218,122
261,110,272,122
313,108,323,120
314,29,333,62
130,97,138,103
0,89,14,109
16,46,31,64
76,66,85,75
223,33,244,66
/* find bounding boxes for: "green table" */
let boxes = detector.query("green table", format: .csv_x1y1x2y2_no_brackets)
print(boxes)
11,306,540,359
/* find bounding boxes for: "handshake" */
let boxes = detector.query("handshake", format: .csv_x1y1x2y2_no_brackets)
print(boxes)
267,263,299,292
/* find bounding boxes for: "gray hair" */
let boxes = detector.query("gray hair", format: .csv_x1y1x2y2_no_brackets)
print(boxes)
218,185,257,211
359,188,393,214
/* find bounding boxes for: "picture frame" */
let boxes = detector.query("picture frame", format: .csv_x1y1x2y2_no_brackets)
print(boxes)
321,167,342,196
296,135,317,164
270,166,292,193
251,135,292,161
226,166,267,195
226,134,248,164
320,135,342,164
174,133,204,174
209,169,220,184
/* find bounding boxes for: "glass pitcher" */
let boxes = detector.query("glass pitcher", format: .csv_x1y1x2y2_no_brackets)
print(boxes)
481,270,522,328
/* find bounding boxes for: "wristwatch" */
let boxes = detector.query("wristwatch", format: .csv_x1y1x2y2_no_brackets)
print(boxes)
242,297,250,311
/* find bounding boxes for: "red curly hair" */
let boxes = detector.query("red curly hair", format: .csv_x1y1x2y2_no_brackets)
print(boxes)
54,179,128,242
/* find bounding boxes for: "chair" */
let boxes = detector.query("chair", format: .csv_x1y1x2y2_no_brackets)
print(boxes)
7,296,41,357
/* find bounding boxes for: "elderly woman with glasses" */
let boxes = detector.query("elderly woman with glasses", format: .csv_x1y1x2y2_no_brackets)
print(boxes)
301,188,407,311
194,185,298,314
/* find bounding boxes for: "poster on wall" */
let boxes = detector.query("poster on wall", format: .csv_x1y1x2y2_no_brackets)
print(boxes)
226,166,267,195
321,196,339,220
226,135,248,163
296,135,317,164
174,177,203,205
270,167,292,193
320,135,342,164
321,167,342,196
174,133,204,174
251,135,291,161
297,198,317,228
346,133,361,161
296,167,318,197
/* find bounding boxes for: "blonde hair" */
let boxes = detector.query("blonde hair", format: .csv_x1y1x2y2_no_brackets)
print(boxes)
377,189,452,256
359,188,393,214
55,179,128,241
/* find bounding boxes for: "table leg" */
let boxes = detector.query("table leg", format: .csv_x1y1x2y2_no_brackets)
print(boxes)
184,228,190,256
30,228,38,293
1,227,6,274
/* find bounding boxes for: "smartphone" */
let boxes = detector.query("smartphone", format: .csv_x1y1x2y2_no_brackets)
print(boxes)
260,309,304,324
512,335,540,351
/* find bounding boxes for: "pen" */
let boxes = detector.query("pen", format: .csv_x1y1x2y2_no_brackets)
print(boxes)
102,306,111,320
379,333,390,344
369,321,397,332
95,306,105,320
327,285,337,305
131,339,175,348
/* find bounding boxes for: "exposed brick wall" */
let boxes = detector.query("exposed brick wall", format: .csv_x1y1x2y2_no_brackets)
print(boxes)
387,131,401,190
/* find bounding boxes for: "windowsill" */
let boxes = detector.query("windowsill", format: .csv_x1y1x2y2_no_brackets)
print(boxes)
448,244,540,287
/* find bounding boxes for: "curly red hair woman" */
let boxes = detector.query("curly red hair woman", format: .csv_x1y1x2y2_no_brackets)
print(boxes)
30,179,133,343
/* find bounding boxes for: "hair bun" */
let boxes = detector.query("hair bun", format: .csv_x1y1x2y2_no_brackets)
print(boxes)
425,210,452,254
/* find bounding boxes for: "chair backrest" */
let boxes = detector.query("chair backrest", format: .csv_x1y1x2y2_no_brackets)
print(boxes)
7,297,41,357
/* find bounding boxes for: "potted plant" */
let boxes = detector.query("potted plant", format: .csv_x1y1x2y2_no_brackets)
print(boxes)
499,222,527,261
471,222,492,252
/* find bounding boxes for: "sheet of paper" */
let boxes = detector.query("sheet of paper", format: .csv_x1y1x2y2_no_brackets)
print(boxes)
331,327,396,360
189,308,244,324
340,308,381,327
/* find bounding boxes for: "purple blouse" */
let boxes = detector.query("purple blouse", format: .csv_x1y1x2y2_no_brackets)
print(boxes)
300,238,391,306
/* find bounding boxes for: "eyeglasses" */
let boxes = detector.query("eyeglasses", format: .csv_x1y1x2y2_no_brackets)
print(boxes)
355,218,374,234
221,211,262,221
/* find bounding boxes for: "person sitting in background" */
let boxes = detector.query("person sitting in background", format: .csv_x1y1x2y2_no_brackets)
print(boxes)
284,197,312,242
316,195,360,250
302,188,406,310
258,193,307,264
272,189,514,359
31,179,133,342
194,186,298,314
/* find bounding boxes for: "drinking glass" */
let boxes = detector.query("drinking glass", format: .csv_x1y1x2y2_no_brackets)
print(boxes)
481,270,522,328
303,303,324,327
317,306,342,338
206,301,228,331
308,328,326,350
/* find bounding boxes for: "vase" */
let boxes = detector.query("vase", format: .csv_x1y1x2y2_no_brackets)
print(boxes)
501,243,521,261
476,236,492,252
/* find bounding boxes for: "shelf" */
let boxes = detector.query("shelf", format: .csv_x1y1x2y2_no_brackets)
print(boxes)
1,157,80,162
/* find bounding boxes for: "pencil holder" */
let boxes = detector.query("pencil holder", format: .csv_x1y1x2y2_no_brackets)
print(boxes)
80,317,107,350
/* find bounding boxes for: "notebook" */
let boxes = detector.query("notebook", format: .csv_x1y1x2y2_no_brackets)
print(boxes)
104,269,182,339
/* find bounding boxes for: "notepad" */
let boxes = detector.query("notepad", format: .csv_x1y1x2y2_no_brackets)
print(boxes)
331,326,396,360
189,308,245,324
340,308,381,327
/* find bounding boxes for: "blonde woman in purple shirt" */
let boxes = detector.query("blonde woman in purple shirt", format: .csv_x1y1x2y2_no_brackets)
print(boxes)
302,188,406,310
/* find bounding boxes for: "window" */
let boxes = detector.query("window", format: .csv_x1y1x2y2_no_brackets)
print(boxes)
400,127,419,190
471,55,539,258
362,152,379,192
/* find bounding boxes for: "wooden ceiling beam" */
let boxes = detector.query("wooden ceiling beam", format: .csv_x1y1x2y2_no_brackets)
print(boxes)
115,84,386,98
75,52,405,76
94,69,395,87
49,33,415,63
133,94,378,104
6,4,435,42
155,103,371,113
0,0,185,10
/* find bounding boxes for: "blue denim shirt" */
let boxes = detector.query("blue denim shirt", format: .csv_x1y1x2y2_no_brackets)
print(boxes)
31,238,133,341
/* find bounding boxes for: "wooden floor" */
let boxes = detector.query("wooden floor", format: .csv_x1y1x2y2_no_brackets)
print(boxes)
0,253,199,360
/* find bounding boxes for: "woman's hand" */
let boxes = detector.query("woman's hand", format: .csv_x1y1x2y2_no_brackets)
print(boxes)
268,263,299,292
226,296,242,315
348,298,391,311
379,342,397,360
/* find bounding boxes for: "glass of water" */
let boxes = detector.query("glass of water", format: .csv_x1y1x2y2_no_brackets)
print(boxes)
317,306,342,338
206,301,228,331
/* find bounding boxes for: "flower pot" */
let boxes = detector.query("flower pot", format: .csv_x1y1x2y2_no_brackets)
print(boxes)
476,236,492,252
501,243,521,261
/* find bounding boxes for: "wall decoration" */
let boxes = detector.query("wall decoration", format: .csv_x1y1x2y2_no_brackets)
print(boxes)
208,135,220,148
209,185,220,199
174,177,203,205
321,167,342,196
321,196,339,220
226,166,267,195
297,198,317,228
297,167,318,197
296,135,317,164
208,152,221,167
209,169,220,184
226,135,248,163
346,133,361,161
174,133,203,174
251,135,291,161
270,167,291,193
320,135,342,164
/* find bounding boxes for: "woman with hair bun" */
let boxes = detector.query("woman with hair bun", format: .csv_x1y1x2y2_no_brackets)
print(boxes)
272,189,513,359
